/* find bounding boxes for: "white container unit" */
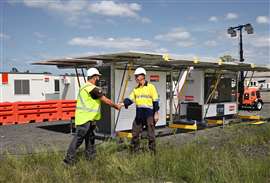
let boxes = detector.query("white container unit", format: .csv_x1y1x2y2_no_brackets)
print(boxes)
177,69,238,120
0,72,84,102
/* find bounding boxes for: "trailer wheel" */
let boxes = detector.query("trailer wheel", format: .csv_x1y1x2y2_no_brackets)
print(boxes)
255,101,263,111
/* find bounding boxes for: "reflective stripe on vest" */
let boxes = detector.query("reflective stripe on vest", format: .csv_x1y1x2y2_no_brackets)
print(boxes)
76,107,100,113
129,83,159,109
136,95,152,99
136,104,153,109
75,83,101,125
76,92,101,113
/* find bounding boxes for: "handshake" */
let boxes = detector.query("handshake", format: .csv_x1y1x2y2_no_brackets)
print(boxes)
114,102,124,110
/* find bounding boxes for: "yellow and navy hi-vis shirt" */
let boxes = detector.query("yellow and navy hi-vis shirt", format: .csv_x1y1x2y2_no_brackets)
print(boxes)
124,81,159,121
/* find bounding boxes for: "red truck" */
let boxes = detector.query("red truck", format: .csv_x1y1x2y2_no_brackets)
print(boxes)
240,87,263,110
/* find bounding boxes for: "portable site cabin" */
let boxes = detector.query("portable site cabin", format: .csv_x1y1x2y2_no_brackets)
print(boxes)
33,51,270,135
0,72,84,102
174,69,238,121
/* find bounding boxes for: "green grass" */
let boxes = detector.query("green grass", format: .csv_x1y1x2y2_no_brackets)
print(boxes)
0,123,270,183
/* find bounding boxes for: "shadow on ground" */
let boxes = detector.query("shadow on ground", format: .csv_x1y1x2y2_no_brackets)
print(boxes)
38,123,74,134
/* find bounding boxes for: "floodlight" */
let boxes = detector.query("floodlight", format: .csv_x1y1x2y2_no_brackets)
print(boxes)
231,30,237,37
244,23,254,34
227,27,234,34
228,27,237,37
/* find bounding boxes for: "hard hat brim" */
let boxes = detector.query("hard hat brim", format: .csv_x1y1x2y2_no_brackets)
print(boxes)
87,73,102,77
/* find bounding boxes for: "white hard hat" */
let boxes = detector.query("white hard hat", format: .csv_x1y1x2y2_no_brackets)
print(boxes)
87,68,101,77
134,67,146,76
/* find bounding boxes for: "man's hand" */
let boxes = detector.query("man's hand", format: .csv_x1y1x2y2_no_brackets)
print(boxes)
114,103,122,110
100,96,122,110
114,102,124,110
154,112,159,124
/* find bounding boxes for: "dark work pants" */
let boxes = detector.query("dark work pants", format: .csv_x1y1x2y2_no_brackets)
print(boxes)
131,115,156,152
65,121,96,162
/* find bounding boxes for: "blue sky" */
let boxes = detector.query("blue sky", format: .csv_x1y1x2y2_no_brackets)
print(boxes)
0,0,269,74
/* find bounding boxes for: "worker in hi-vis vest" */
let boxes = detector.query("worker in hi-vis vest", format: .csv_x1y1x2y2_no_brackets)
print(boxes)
64,68,122,165
122,67,159,153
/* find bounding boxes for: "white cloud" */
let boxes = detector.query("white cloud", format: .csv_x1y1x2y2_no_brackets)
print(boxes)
155,27,194,47
17,0,88,27
204,40,217,47
155,48,169,53
155,27,191,41
141,17,151,23
232,35,270,65
22,0,87,14
33,32,53,44
248,36,270,48
243,48,270,65
226,13,238,20
256,16,270,24
20,0,49,8
0,33,10,39
176,41,194,47
88,1,150,23
209,16,218,22
88,1,141,17
13,0,149,26
34,32,46,38
213,31,269,65
169,53,216,62
37,40,44,44
68,36,154,49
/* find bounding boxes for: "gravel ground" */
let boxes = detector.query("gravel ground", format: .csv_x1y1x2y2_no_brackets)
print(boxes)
0,121,73,155
0,104,269,156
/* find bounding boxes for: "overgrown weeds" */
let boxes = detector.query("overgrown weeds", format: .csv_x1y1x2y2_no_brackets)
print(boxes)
0,123,269,183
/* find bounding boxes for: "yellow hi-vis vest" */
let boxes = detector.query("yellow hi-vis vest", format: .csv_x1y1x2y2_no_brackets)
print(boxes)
128,83,159,109
75,82,101,125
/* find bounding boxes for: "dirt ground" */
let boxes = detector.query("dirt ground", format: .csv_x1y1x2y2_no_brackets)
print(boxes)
0,104,269,156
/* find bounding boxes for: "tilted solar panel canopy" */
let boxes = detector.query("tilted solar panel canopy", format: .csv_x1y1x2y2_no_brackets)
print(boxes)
32,51,270,72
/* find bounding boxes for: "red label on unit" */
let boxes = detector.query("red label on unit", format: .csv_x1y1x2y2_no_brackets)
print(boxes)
229,105,235,111
150,75,160,82
185,96,194,101
2,73,8,84
44,77,50,82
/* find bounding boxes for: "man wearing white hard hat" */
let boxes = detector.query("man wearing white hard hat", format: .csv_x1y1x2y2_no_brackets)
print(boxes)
64,68,121,165
122,67,159,153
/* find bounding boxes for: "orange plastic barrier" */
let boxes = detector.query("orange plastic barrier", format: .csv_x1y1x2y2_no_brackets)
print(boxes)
0,103,16,125
0,100,76,125
60,100,76,121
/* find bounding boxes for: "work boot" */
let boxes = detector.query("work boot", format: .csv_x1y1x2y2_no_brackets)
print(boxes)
85,148,96,161
149,148,156,155
63,154,75,166
148,141,156,155
130,142,140,154
63,158,75,166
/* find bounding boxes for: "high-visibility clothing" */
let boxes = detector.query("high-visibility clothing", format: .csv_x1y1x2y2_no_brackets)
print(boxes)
75,82,101,125
128,82,159,109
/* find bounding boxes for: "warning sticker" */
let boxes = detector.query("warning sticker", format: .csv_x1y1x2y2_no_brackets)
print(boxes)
150,75,160,82
44,77,50,82
185,96,194,101
229,105,235,111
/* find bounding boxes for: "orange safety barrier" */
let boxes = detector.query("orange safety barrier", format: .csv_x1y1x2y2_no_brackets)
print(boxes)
0,103,16,125
0,100,76,125
60,100,76,121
